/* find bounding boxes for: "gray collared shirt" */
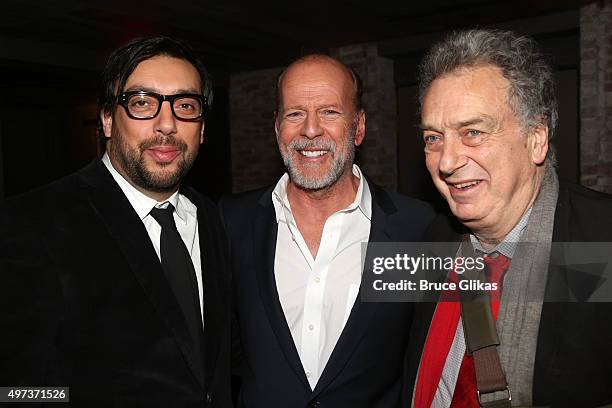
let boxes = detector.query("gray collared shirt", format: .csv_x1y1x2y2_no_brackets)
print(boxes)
471,207,532,259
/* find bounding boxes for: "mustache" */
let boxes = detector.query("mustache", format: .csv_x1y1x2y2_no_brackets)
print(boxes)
139,135,187,152
288,138,336,152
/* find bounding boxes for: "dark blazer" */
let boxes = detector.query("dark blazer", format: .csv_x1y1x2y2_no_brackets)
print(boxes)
402,180,612,407
220,180,435,408
0,160,232,407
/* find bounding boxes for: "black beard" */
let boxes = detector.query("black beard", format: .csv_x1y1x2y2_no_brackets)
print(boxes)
110,131,198,194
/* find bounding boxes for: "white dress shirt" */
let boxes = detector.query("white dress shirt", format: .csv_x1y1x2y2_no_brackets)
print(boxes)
272,164,372,390
102,153,204,322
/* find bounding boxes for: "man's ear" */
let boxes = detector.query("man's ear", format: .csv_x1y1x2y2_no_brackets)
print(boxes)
529,125,548,165
200,121,206,144
101,111,113,139
274,111,280,137
354,110,366,146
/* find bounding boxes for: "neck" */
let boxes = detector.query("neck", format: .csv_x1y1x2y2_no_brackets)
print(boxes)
286,166,360,220
139,187,176,203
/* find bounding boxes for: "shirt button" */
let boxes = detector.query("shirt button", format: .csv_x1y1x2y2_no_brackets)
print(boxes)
314,277,320,283
308,324,314,331
306,371,311,378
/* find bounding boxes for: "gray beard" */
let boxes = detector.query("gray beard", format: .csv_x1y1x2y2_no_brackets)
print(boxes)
281,125,356,191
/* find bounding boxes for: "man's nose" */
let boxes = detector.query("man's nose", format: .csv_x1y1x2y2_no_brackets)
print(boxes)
300,113,324,139
438,135,468,176
154,101,177,135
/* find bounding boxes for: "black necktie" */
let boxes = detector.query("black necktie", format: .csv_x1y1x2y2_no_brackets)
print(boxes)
150,204,203,346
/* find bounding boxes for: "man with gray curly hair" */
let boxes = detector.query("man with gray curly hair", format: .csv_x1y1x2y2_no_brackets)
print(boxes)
404,29,612,407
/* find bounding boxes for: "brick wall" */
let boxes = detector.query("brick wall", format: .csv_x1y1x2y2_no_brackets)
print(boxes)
228,43,397,193
331,44,397,189
229,67,284,193
580,1,612,193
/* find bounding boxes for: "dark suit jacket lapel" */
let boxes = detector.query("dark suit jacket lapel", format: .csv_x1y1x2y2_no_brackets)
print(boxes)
312,180,395,396
79,160,205,389
252,187,311,389
543,183,603,302
534,183,583,402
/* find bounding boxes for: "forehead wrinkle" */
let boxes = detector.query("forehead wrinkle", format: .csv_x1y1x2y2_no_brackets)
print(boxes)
424,87,504,132
282,82,345,110
419,121,441,132
429,114,499,133
455,115,497,129
280,59,354,109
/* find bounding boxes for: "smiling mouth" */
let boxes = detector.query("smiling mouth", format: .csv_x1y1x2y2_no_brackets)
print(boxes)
449,180,482,190
298,150,329,158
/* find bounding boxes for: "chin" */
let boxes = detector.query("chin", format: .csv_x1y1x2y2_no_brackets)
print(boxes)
448,202,480,222
146,156,179,168
294,168,328,182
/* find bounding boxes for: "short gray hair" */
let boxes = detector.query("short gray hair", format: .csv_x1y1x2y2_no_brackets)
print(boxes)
418,29,558,163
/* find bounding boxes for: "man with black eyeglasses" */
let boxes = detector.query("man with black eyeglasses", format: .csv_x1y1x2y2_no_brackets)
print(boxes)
0,36,232,407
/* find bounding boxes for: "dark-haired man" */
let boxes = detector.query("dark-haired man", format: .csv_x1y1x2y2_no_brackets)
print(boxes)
405,29,612,407
220,54,434,407
0,36,231,407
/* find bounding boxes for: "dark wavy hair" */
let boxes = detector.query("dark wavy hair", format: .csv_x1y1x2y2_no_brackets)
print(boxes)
97,35,213,129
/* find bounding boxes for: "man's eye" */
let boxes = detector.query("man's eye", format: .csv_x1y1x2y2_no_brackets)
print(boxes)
132,99,149,107
128,97,157,112
423,134,441,143
177,103,195,111
462,129,488,146
285,111,303,119
322,109,340,117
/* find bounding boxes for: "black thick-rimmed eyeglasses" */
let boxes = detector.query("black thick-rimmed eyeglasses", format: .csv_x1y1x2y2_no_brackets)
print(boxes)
117,91,207,121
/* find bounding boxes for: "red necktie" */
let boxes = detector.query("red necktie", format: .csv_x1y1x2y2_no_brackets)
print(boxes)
450,254,510,408
413,253,510,408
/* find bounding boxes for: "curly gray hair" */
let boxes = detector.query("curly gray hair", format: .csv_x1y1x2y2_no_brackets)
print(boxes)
418,29,558,163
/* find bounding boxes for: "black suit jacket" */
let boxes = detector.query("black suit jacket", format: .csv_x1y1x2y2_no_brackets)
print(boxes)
0,160,232,407
220,180,435,408
402,180,612,407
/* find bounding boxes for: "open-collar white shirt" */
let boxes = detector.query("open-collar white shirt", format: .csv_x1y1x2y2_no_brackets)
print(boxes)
272,164,372,390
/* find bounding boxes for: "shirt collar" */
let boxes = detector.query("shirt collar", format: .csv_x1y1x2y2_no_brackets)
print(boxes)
102,153,185,222
470,207,532,259
272,164,372,223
